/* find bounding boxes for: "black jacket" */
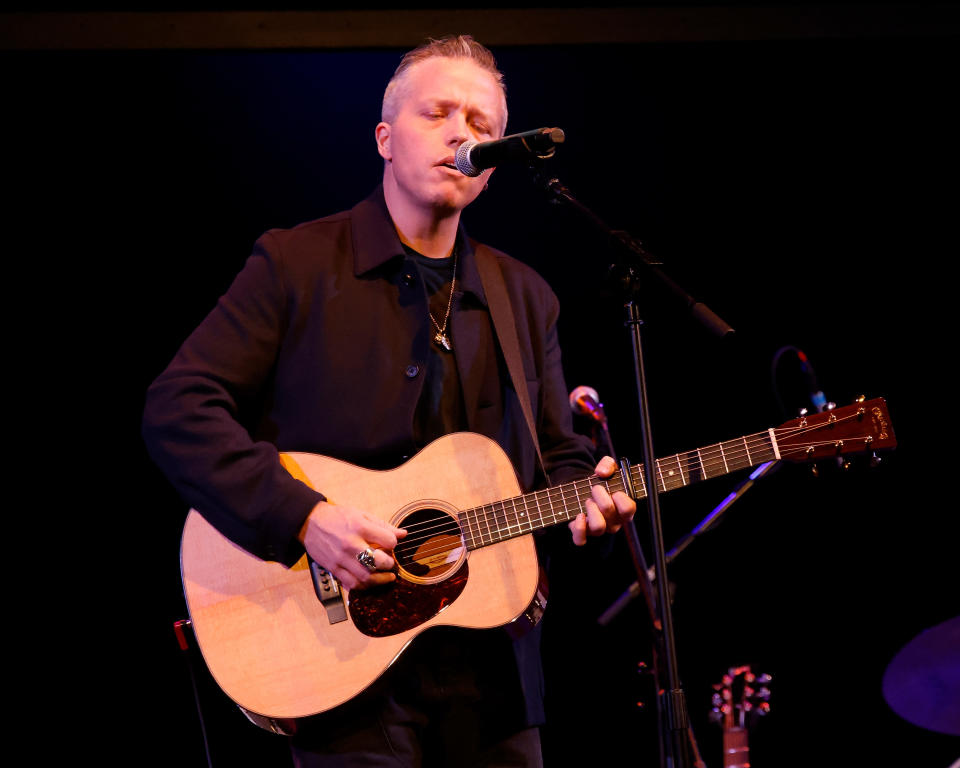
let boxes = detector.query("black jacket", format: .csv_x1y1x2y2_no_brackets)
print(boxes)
143,187,594,566
142,186,596,729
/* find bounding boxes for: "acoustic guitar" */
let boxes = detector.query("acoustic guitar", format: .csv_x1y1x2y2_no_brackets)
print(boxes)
181,397,893,732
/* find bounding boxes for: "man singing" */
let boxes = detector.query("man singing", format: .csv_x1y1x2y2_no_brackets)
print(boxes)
143,34,635,766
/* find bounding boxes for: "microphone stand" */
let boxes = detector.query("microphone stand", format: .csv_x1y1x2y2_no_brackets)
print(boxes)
599,459,781,626
596,414,617,464
602,344,822,623
582,406,670,766
530,162,733,768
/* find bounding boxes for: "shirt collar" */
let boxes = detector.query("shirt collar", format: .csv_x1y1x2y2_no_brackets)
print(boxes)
350,186,488,307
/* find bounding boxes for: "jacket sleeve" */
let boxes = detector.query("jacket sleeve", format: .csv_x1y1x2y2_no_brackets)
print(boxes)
141,233,322,566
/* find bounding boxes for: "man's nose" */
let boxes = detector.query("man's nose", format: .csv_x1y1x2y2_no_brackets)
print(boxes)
445,114,469,146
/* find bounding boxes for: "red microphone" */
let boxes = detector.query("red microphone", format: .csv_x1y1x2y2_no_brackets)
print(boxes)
569,385,606,423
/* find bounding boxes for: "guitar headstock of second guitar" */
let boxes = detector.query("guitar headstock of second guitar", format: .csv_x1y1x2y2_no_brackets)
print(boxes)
709,664,772,730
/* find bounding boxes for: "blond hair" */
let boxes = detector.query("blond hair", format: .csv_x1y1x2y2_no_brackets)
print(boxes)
381,35,508,135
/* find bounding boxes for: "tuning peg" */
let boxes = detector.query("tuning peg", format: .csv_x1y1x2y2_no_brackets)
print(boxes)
870,452,882,468
855,397,868,420
708,708,723,723
757,702,771,716
810,463,819,478
758,686,772,700
855,394,866,403
842,459,852,471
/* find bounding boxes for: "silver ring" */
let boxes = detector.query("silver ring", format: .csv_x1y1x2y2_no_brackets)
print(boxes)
356,547,377,572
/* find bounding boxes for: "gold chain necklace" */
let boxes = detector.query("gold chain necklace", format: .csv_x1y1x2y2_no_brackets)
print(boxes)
428,246,458,352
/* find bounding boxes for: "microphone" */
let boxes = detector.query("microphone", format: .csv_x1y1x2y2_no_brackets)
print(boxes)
569,385,606,423
455,127,565,177
795,348,828,412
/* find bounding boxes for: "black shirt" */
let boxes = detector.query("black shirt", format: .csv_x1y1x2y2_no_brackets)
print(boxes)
404,245,468,450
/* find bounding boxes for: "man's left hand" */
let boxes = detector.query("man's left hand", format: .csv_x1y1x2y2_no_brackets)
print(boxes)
568,456,637,546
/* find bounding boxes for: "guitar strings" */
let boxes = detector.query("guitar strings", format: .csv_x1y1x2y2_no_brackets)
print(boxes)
393,442,766,560
388,411,874,561
390,430,774,548
391,416,870,558
392,444,857,563
391,475,619,559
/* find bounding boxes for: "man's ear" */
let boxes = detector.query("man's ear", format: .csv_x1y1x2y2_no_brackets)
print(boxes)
375,122,392,161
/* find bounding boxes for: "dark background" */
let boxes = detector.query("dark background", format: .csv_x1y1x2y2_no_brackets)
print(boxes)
7,6,958,766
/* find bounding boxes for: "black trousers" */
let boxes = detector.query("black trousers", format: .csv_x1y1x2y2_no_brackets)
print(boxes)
289,627,543,768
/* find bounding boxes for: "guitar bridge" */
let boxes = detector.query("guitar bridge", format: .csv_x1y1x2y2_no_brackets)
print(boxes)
309,559,347,624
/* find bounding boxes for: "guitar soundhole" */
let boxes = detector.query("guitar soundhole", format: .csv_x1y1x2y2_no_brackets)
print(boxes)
348,502,469,638
394,506,465,583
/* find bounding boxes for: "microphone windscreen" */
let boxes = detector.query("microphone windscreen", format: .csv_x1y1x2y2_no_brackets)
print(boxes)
454,141,482,177
569,385,601,415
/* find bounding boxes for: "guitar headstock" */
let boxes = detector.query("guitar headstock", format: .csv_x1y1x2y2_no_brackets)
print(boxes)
775,396,895,465
710,664,772,730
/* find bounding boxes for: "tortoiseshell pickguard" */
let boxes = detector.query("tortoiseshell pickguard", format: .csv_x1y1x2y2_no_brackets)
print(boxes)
348,566,469,637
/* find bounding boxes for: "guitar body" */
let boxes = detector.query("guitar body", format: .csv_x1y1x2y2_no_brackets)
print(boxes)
181,432,538,725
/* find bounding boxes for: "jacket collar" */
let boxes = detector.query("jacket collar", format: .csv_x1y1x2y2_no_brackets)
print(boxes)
350,186,488,307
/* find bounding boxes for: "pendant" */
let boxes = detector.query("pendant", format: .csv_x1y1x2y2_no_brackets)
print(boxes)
434,332,452,351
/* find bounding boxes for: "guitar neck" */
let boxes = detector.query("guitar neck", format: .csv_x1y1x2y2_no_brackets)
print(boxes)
722,727,750,768
458,428,779,551
459,396,895,551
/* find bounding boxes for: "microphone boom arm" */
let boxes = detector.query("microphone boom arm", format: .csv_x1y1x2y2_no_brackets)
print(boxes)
534,172,734,338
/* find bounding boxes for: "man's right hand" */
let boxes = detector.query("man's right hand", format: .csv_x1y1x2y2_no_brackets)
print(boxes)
297,500,407,590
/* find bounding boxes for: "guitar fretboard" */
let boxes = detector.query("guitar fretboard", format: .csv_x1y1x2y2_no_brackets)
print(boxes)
722,728,750,768
458,429,779,551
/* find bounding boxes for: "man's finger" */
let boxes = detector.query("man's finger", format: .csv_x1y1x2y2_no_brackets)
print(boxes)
568,513,587,546
583,499,607,536
361,517,405,549
595,456,618,477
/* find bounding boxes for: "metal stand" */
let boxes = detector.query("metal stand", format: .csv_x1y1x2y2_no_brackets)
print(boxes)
174,619,215,768
530,161,733,768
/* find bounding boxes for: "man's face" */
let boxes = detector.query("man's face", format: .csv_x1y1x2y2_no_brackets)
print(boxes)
376,57,505,218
